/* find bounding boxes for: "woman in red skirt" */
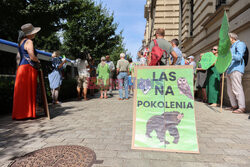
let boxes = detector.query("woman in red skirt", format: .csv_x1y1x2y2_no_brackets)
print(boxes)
12,23,41,120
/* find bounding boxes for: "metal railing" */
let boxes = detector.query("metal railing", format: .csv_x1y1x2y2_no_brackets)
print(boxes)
0,38,72,62
0,38,76,78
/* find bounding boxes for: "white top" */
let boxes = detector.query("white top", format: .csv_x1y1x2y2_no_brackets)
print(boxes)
74,59,90,77
106,61,115,71
189,61,196,74
139,57,147,66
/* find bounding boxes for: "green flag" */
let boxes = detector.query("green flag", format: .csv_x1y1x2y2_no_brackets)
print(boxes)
199,52,217,70
215,11,232,74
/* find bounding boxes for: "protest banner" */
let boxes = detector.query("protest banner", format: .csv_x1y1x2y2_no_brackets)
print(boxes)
132,66,199,153
199,52,217,70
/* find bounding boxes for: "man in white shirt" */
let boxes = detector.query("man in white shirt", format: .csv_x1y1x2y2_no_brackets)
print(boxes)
74,58,90,100
137,51,147,66
188,56,196,74
106,55,115,96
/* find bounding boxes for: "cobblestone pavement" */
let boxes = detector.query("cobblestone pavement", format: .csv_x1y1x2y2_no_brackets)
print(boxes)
0,91,250,167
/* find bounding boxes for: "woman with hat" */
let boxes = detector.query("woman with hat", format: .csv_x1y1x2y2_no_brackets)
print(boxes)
96,56,110,99
12,23,41,120
48,51,67,104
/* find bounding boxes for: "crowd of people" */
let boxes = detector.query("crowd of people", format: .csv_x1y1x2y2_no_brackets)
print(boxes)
12,24,248,120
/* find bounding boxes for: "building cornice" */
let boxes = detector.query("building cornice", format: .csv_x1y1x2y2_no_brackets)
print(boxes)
201,5,230,28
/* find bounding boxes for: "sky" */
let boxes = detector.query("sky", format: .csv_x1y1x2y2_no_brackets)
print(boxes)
96,0,146,61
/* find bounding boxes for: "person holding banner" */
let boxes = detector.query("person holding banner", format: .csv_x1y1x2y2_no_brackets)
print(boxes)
48,51,67,105
206,46,220,107
12,23,41,120
226,33,246,113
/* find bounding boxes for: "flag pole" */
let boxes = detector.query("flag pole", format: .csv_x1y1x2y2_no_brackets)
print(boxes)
220,73,225,112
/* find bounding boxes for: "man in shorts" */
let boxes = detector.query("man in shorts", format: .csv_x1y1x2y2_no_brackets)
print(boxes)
74,57,90,100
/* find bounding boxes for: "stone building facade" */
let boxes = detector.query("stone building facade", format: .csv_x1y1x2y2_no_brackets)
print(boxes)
144,0,180,46
144,0,250,110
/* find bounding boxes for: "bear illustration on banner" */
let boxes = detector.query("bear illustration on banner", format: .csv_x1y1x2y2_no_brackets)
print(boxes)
145,111,184,145
132,66,199,153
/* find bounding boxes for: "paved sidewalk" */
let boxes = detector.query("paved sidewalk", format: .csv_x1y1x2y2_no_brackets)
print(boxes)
0,91,250,167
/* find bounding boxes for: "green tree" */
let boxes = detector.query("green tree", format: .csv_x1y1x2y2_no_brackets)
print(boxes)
62,0,125,61
0,0,69,51
109,31,126,65
0,0,126,61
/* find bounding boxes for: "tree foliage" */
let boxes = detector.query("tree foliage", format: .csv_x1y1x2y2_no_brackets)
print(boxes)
0,0,69,51
108,31,127,65
0,0,126,62
62,0,125,61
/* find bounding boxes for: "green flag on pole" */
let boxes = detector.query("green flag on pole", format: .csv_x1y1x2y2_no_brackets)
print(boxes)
215,11,232,74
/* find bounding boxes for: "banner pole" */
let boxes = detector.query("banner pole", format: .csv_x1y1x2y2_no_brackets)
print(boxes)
220,73,225,113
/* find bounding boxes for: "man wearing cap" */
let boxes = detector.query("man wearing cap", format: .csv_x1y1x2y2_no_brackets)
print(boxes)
148,28,178,65
117,53,129,100
188,56,196,74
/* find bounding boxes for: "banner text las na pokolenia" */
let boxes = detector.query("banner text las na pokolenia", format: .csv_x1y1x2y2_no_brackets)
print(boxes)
132,66,199,153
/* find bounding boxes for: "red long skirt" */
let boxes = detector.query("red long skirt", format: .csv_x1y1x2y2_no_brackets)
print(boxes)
12,64,38,120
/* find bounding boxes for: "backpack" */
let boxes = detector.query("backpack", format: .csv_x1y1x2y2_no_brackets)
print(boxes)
235,42,249,67
243,47,249,66
149,40,167,66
